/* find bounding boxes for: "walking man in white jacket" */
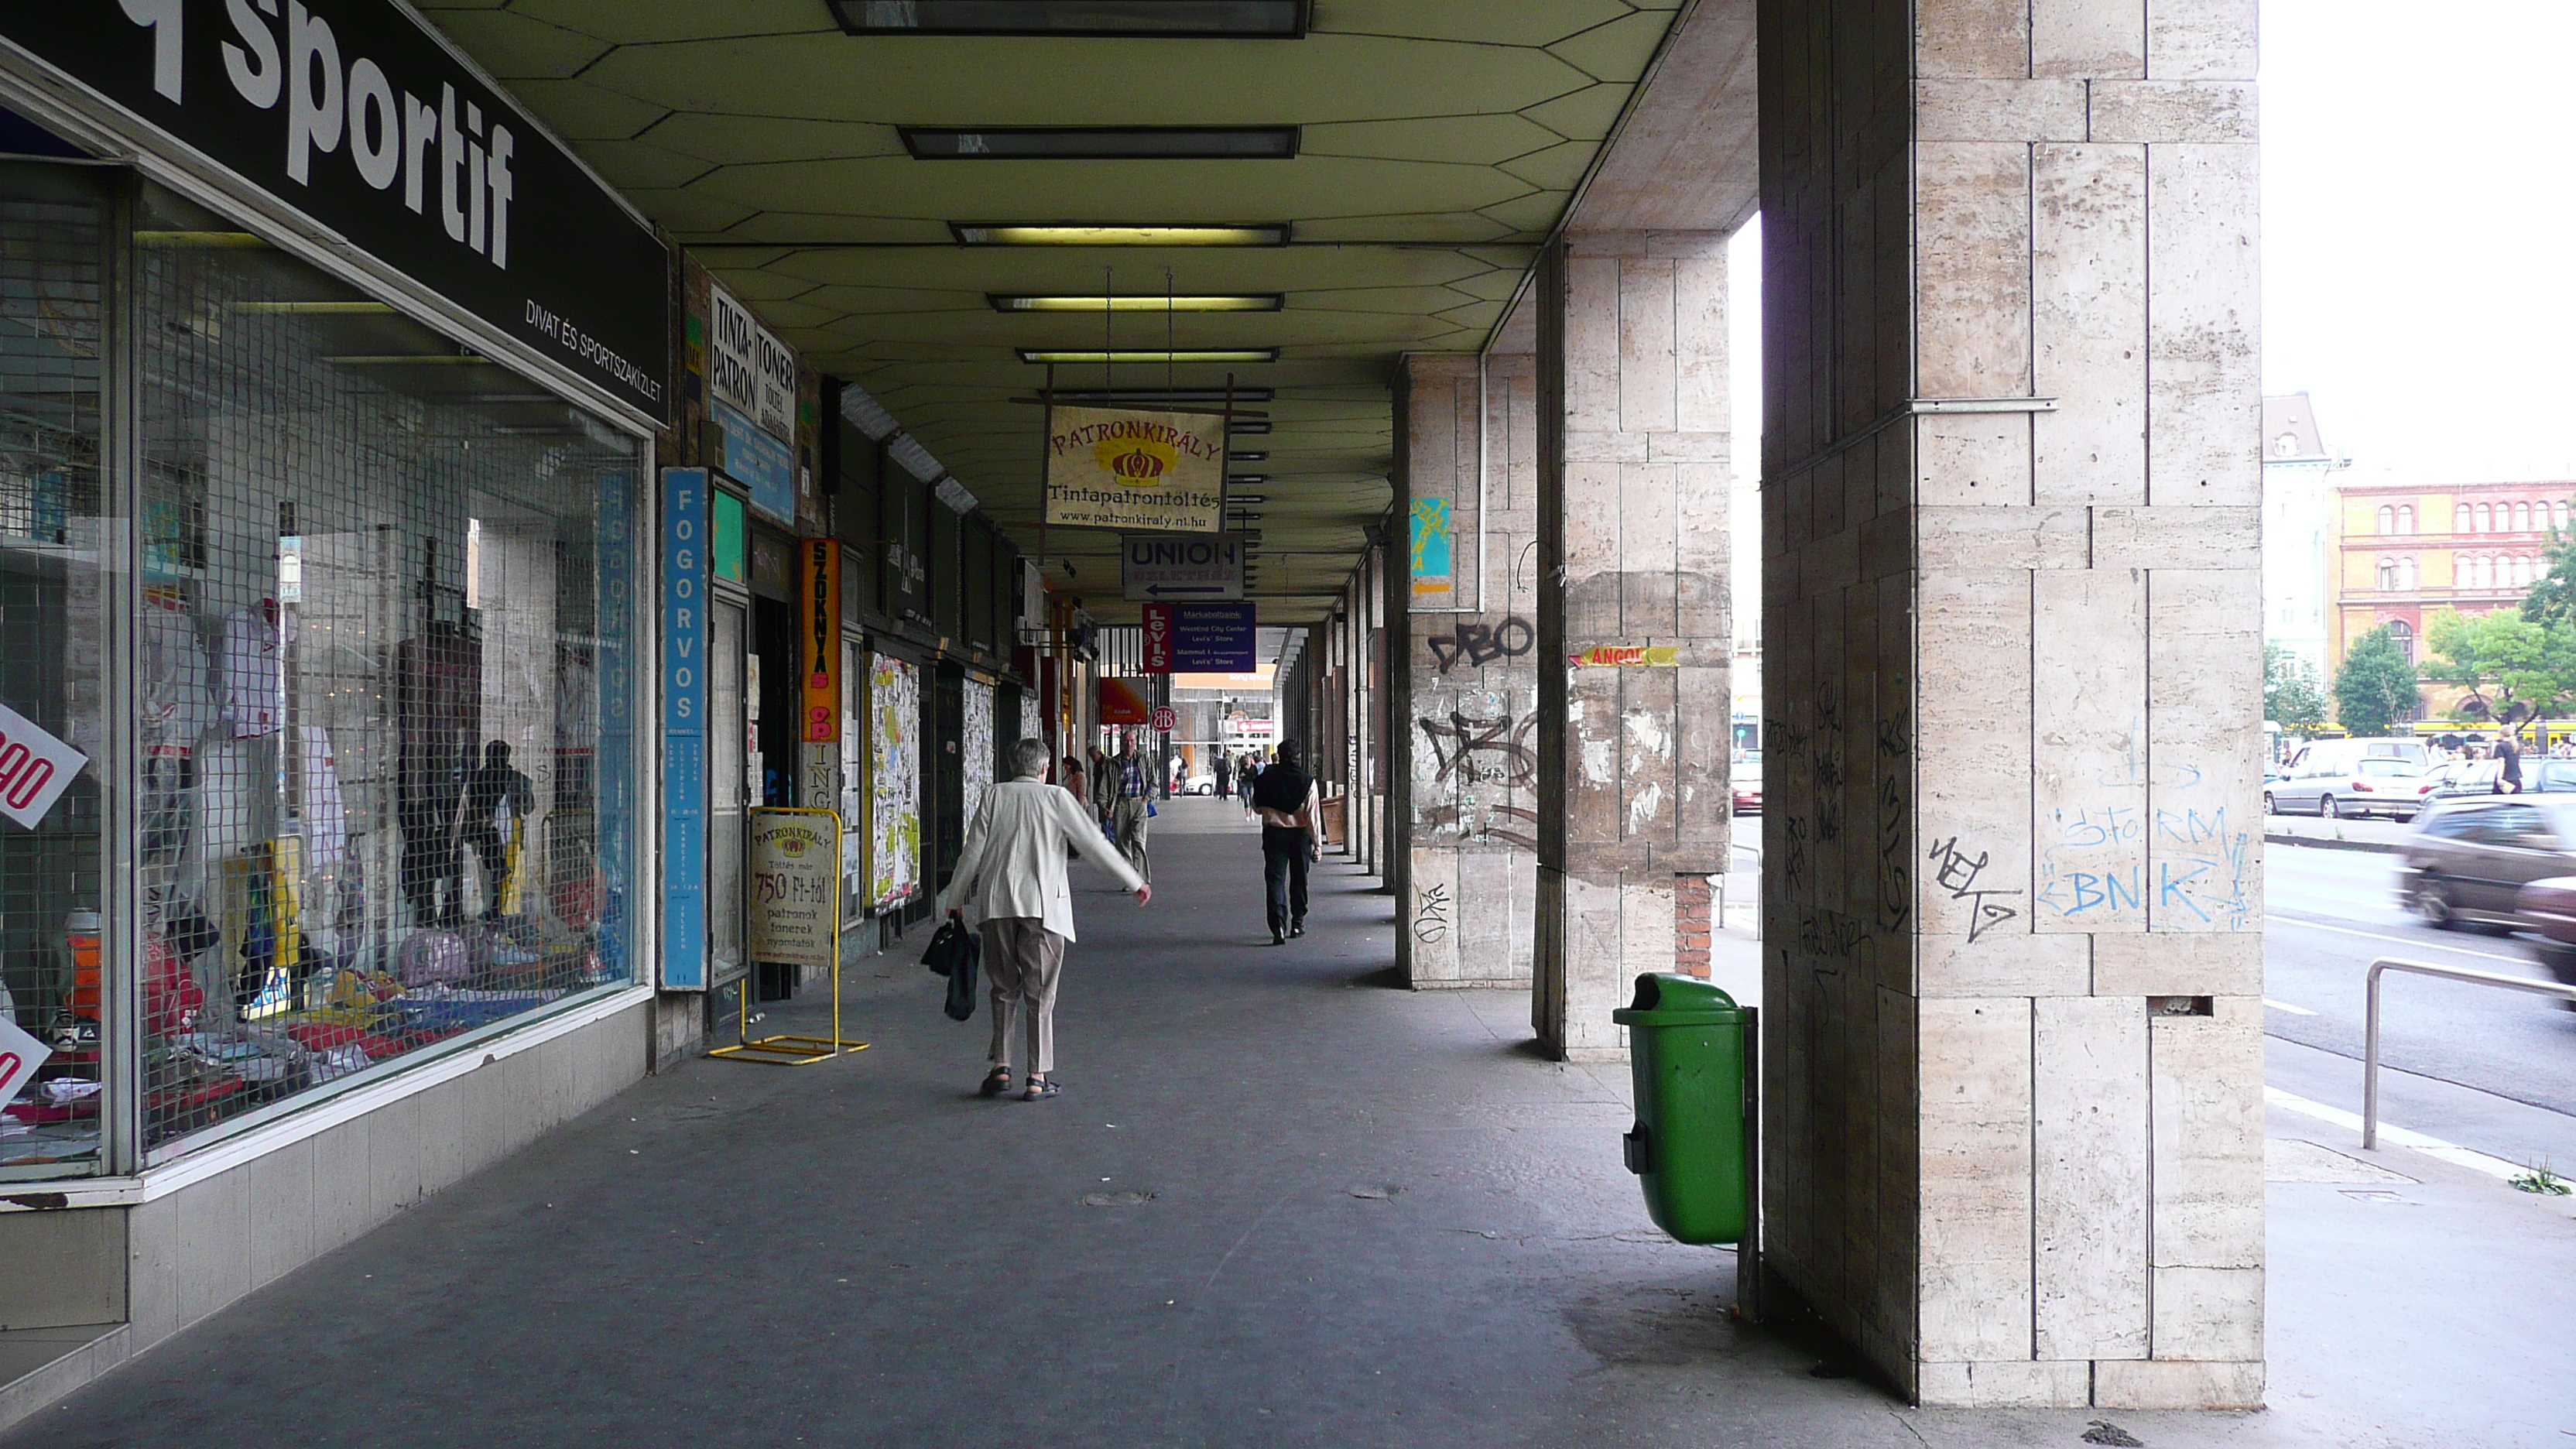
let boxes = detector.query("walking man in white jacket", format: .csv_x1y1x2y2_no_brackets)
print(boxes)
940,738,1152,1101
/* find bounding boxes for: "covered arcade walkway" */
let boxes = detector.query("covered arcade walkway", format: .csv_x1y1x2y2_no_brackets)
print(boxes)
5,802,2561,1449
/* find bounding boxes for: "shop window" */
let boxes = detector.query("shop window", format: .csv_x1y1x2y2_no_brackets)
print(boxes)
0,165,112,1177
130,183,641,1156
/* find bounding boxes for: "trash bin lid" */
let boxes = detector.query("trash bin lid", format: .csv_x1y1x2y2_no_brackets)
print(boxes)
1611,971,1746,1026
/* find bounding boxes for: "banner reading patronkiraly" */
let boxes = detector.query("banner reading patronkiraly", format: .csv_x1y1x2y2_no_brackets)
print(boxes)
1045,406,1226,534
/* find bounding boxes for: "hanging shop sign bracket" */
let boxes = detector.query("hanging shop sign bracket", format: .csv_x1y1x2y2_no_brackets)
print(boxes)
712,807,868,1066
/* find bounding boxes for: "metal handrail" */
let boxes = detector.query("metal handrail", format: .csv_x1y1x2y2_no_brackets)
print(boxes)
2365,956,2576,1148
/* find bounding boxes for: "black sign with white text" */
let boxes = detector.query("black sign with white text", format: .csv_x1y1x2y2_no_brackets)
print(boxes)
0,0,670,420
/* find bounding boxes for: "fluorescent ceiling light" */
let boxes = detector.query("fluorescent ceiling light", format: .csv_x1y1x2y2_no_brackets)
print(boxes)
904,128,1297,160
839,382,902,440
952,223,1290,247
991,293,1281,313
831,1,1307,36
1226,493,1267,503
1048,387,1273,404
1226,450,1266,461
933,476,981,514
1228,474,1269,485
1226,419,1271,434
1023,348,1277,364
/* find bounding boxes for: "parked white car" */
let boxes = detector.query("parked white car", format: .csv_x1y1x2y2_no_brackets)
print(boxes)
2265,755,2435,820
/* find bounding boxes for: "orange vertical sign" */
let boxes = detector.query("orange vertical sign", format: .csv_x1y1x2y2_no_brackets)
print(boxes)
802,539,840,743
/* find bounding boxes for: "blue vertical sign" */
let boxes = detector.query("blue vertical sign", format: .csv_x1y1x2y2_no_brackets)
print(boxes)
661,469,710,990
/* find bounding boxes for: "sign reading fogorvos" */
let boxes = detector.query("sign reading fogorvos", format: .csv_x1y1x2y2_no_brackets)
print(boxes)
708,286,795,442
1045,406,1225,534
0,0,670,420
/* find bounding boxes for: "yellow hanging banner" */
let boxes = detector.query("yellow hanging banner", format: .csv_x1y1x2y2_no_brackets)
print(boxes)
1044,406,1227,533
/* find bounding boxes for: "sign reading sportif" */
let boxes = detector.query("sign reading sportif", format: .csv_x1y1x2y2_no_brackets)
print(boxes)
0,0,671,420
1045,406,1225,534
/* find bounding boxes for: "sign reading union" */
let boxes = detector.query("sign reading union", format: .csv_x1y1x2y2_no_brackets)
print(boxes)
1045,406,1225,534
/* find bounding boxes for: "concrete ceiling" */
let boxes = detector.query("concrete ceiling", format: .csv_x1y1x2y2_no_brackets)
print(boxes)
419,0,1708,622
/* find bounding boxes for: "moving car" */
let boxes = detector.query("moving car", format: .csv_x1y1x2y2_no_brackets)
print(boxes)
2510,876,2576,1003
2263,756,2434,820
1732,759,1762,815
2400,796,2576,929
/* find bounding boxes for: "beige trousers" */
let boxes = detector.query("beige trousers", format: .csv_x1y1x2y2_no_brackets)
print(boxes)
981,916,1067,1076
1111,795,1152,881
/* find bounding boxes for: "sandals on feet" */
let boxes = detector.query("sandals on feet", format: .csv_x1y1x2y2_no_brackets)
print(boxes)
1023,1077,1060,1101
979,1067,1013,1098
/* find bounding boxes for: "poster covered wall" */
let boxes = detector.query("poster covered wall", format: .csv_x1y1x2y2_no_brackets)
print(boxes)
868,653,921,908
961,679,995,831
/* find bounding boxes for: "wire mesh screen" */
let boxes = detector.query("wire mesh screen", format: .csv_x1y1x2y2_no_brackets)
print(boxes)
132,183,639,1153
0,164,109,1176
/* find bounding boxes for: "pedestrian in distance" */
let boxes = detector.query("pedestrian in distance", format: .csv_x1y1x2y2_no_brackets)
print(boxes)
1239,752,1262,817
1214,752,1233,801
1252,739,1327,944
1059,753,1087,809
939,738,1151,1101
2496,731,2525,794
1109,733,1153,881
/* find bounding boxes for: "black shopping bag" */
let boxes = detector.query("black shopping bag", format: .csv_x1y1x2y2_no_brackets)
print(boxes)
921,916,980,1021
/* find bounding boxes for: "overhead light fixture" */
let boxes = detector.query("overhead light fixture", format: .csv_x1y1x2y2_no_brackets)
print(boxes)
1048,387,1273,405
903,127,1297,161
1227,419,1271,434
832,1,1307,36
933,476,980,514
1227,450,1266,461
990,293,1282,313
1226,493,1268,504
1228,474,1269,485
1021,348,1276,365
952,223,1290,247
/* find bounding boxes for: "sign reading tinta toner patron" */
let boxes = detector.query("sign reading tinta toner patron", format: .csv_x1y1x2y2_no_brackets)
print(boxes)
1046,406,1225,534
0,0,670,420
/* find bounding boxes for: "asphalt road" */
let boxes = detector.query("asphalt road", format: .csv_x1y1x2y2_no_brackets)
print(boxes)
2265,841,2576,1118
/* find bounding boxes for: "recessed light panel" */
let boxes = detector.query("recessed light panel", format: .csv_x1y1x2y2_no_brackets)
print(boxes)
1226,450,1266,461
1225,419,1272,434
832,1,1307,37
904,128,1297,160
952,224,1290,246
1047,388,1274,405
1023,349,1276,364
991,293,1282,313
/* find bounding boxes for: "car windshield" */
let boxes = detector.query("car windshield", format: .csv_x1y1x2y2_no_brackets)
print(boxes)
2356,759,2419,777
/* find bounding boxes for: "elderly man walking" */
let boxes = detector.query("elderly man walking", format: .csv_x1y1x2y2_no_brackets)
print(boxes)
1108,733,1154,881
941,738,1152,1101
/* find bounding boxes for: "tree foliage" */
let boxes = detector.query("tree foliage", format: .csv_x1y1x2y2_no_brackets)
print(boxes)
2333,625,2421,738
2417,606,2576,735
2264,644,2328,728
2523,512,2576,629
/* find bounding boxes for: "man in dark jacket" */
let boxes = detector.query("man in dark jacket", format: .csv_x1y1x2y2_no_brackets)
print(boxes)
1251,740,1327,944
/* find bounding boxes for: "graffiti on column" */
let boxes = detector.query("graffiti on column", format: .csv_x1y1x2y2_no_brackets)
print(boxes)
1927,835,2021,942
2153,802,2255,930
1420,711,1537,787
1427,617,1534,673
1413,882,1451,943
1810,683,1845,843
1877,708,1910,932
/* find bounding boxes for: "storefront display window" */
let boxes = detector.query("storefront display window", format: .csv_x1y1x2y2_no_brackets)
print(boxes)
128,183,641,1156
0,163,114,1177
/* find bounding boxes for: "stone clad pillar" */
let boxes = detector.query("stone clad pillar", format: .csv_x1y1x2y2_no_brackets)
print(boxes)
1759,0,2264,1408
1532,233,1735,1059
1392,352,1543,988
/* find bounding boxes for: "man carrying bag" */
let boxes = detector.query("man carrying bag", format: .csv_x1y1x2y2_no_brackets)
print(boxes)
940,738,1151,1101
1251,739,1327,945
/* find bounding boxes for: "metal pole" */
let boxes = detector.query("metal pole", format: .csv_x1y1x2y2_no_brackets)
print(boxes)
2364,957,2576,1149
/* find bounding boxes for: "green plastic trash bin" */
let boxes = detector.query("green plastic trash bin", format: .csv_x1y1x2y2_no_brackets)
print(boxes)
1612,973,1751,1245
